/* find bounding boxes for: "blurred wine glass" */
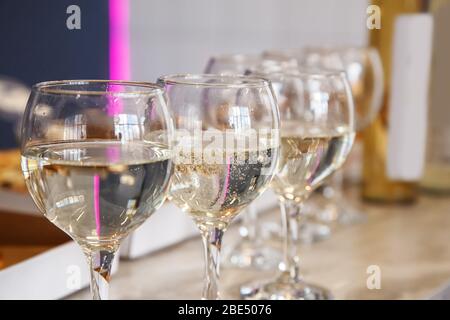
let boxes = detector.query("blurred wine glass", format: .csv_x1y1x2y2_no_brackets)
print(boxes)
299,47,384,225
204,53,296,270
241,68,355,300
247,57,333,244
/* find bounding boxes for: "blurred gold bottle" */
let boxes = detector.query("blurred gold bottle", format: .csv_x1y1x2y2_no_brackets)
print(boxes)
362,0,427,203
420,0,450,194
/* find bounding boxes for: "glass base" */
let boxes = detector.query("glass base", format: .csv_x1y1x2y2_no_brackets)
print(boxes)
223,239,281,270
240,275,333,300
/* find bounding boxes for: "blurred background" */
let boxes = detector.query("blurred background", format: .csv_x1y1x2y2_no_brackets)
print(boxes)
0,0,368,148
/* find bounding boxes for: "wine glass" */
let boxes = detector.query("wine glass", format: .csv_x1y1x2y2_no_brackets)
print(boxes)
241,69,355,300
204,53,295,270
250,54,334,244
158,74,280,299
300,47,383,224
20,80,174,300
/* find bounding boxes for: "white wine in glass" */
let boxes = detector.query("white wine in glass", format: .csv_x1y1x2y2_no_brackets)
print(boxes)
22,141,171,249
272,128,354,202
171,141,276,230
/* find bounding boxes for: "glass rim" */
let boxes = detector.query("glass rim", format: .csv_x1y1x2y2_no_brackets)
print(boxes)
158,73,271,88
210,52,261,62
252,66,347,79
263,48,303,56
302,45,379,53
265,46,379,56
209,53,297,68
32,80,164,96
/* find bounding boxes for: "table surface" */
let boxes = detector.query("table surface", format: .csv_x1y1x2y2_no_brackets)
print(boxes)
68,189,450,300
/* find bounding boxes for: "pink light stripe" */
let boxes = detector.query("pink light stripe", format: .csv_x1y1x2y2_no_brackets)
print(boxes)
218,158,231,205
109,0,130,80
94,175,101,236
108,0,130,116
107,145,120,163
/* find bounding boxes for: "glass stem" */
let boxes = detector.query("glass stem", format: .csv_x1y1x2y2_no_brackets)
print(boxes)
200,226,224,300
85,249,116,300
279,200,303,282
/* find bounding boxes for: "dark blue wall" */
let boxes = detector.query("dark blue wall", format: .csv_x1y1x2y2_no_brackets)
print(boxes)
0,0,109,148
